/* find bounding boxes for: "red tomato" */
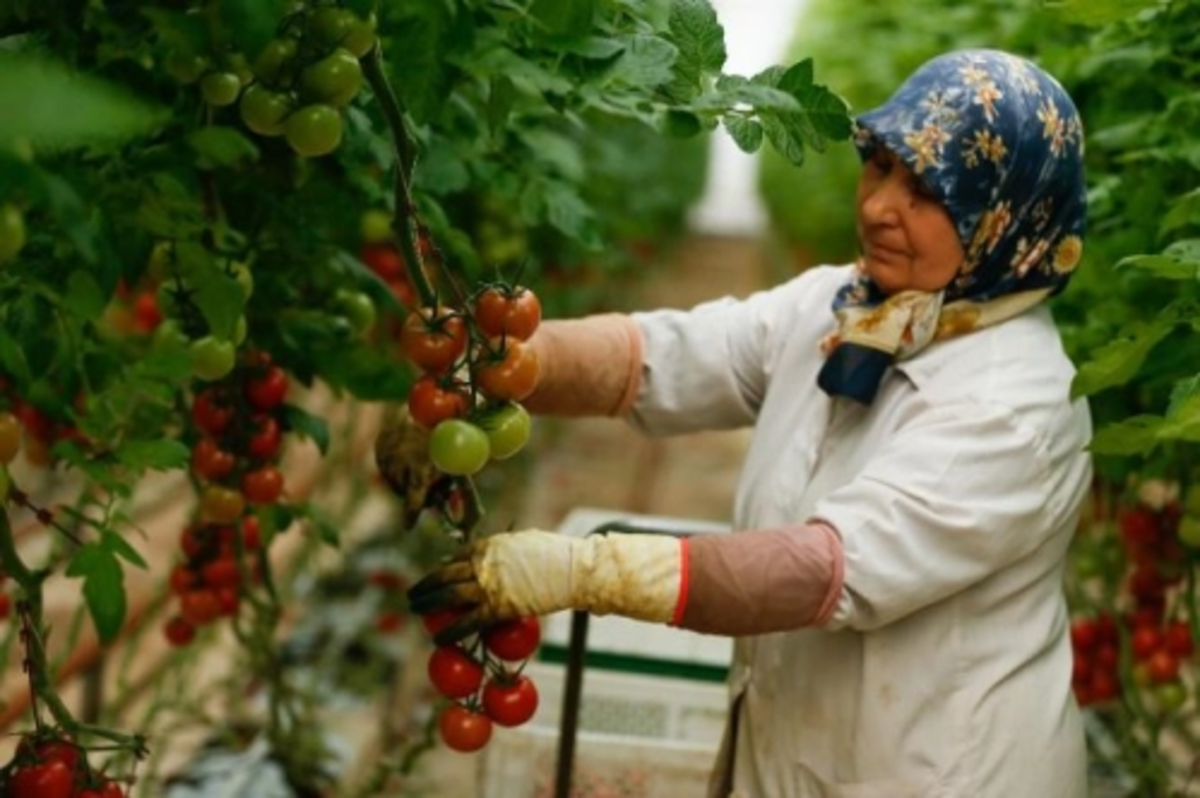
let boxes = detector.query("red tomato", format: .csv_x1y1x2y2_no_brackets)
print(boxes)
192,388,234,435
1119,508,1161,549
14,401,54,442
360,243,404,280
482,616,541,661
33,739,81,776
482,674,539,727
245,366,289,411
427,645,484,699
241,515,262,550
191,437,236,481
203,557,241,589
473,339,539,401
242,466,284,504
438,704,493,753
0,592,11,619
400,308,468,374
1131,626,1162,661
169,564,196,594
1069,618,1098,652
132,290,163,333
422,607,467,638
78,780,125,798
1164,621,1194,658
164,616,196,646
407,375,470,429
1147,650,1181,684
8,760,75,798
1094,643,1119,672
375,610,405,634
1090,669,1120,703
179,589,222,627
247,415,283,460
473,285,542,341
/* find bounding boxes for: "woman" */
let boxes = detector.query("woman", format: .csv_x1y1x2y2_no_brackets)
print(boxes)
409,49,1091,797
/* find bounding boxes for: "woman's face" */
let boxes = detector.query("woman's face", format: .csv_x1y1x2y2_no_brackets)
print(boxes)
855,146,964,295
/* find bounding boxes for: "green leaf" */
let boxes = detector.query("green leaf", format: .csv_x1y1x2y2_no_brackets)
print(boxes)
662,109,702,138
518,129,585,182
66,544,126,644
605,34,678,88
62,271,106,320
1071,322,1175,398
1116,239,1200,280
114,439,190,471
1157,394,1200,444
529,0,597,36
1045,0,1159,26
187,127,260,170
283,404,331,455
541,180,601,248
723,115,763,153
215,0,287,62
102,528,149,570
0,55,163,149
668,0,727,73
0,154,98,261
1088,415,1163,456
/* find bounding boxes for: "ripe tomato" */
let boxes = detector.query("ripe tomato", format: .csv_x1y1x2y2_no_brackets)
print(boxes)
482,674,539,727
1069,618,1098,652
1164,621,1194,657
247,415,283,460
7,759,75,798
360,243,403,280
164,616,196,647
239,85,292,137
407,375,470,430
33,738,81,776
180,589,223,627
245,365,289,411
191,437,236,481
478,402,531,461
399,308,468,374
1147,649,1181,684
438,704,493,753
0,203,27,262
0,592,12,619
200,71,242,106
1131,625,1162,661
77,779,125,798
241,515,262,550
242,466,284,504
427,645,484,699
203,557,241,589
199,484,246,525
299,48,362,107
429,419,490,476
0,410,21,463
285,104,343,157
473,339,540,401
191,336,237,382
422,607,467,637
482,615,541,661
473,286,542,340
132,290,163,333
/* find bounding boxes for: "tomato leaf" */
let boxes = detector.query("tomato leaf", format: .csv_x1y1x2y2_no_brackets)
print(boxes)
1044,0,1159,26
62,271,106,321
102,528,149,570
1071,322,1175,398
187,127,260,170
66,544,126,644
529,0,597,37
214,0,287,63
282,404,331,455
605,34,678,89
1088,415,1163,456
114,440,190,472
661,0,727,102
723,115,764,154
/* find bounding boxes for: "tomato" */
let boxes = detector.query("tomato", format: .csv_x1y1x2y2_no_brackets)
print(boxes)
375,610,405,634
408,375,470,430
245,365,289,411
180,589,223,627
478,402,532,461
1178,515,1200,548
473,339,540,401
203,557,241,589
1119,508,1161,549
0,203,27,262
285,104,343,157
1147,649,1181,684
360,210,393,244
1131,625,1162,661
78,779,125,797
482,615,541,661
191,437,235,481
164,616,196,647
341,12,378,58
429,419,490,476
199,484,246,525
335,289,377,334
241,514,262,550
200,71,242,106
239,85,292,137
360,243,403,279
33,739,81,776
1153,681,1188,713
400,308,468,374
190,336,237,382
7,759,74,798
422,607,467,637
482,674,539,727
252,38,298,86
438,703,493,753
1069,618,1098,652
192,387,234,435
299,48,362,107
169,563,195,594
0,592,12,619
247,415,282,460
166,51,209,85
132,290,162,333
242,466,284,504
1090,669,1120,703
427,645,484,699
308,7,356,48
0,410,21,463
1164,621,1194,658
473,286,542,340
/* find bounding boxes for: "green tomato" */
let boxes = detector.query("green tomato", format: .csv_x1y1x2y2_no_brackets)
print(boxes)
307,7,356,49
166,52,210,85
1184,484,1200,517
239,85,293,138
429,420,491,476
479,402,532,461
285,104,343,157
1178,514,1200,548
360,209,393,244
335,289,376,334
0,204,27,262
200,71,242,107
232,315,248,345
228,260,254,300
299,48,362,107
1153,682,1188,713
252,38,298,86
190,335,237,381
152,318,189,351
0,466,10,503
341,13,378,58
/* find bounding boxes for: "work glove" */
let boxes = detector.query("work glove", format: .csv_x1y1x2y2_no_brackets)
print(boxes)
406,529,684,644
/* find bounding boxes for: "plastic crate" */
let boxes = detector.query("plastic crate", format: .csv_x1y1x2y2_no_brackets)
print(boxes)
478,662,727,798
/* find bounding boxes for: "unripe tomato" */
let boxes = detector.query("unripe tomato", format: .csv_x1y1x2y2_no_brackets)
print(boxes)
166,51,209,85
239,85,293,137
438,704,492,753
478,402,532,460
341,13,378,58
252,38,298,86
190,336,237,381
1153,681,1188,713
1178,514,1200,547
429,419,490,476
200,484,246,525
200,71,242,106
360,210,393,244
0,411,21,463
299,48,362,107
285,104,343,157
482,674,539,727
307,7,356,48
335,289,377,334
0,203,27,262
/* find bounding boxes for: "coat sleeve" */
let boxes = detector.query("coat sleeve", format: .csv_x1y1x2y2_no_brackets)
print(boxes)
809,400,1089,632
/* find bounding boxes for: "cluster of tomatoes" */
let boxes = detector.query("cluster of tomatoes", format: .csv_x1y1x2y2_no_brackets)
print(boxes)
167,3,377,159
0,735,125,797
0,386,89,470
421,609,542,753
1071,496,1196,710
162,353,290,646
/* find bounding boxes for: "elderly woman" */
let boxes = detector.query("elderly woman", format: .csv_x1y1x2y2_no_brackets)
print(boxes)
410,49,1091,797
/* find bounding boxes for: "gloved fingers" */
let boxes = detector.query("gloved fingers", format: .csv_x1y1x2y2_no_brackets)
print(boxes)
432,608,494,647
407,574,486,615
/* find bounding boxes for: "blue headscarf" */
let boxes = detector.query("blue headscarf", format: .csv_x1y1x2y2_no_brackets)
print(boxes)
817,49,1087,404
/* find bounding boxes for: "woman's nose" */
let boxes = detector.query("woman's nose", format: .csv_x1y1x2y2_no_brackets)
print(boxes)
861,176,905,225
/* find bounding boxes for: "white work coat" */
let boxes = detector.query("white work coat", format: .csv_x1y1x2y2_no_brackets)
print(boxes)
630,264,1092,797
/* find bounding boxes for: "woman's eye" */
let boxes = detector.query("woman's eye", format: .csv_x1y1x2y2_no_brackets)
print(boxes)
909,176,937,200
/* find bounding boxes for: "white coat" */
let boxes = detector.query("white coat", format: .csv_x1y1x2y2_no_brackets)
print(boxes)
630,264,1093,797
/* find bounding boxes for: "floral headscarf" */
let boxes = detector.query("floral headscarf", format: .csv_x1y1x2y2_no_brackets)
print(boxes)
816,49,1087,404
